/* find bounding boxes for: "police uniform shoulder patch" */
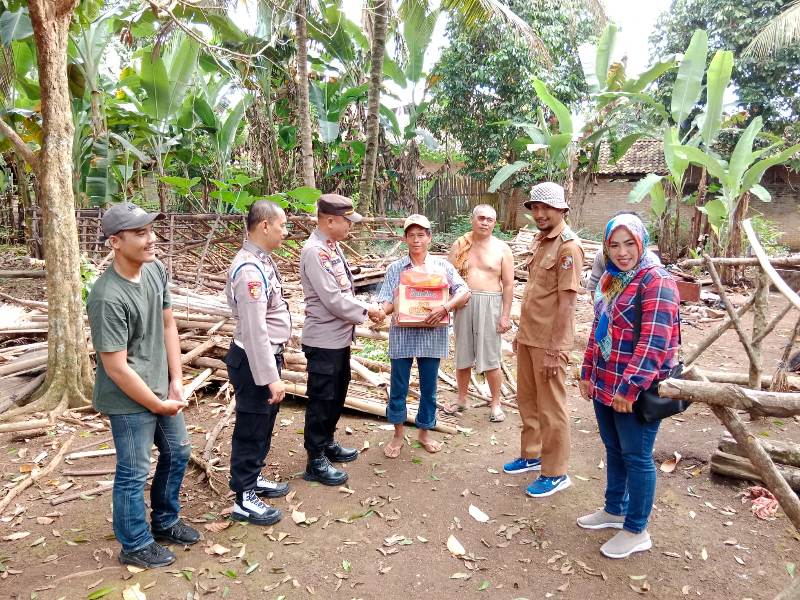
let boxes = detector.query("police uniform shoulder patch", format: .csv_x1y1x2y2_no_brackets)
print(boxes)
318,250,335,275
560,254,574,270
247,280,263,299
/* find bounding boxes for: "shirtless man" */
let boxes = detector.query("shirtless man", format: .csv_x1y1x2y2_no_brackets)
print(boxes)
446,204,514,421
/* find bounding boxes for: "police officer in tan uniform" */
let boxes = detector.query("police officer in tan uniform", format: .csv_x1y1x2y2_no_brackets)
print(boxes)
503,182,584,498
225,200,291,525
300,194,384,485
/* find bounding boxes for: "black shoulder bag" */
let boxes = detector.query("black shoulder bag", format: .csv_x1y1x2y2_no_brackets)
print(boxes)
630,279,688,423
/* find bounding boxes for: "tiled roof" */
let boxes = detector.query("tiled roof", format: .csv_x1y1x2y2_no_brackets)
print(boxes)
596,138,667,175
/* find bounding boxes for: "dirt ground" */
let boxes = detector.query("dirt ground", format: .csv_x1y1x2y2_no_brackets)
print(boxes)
1,291,799,600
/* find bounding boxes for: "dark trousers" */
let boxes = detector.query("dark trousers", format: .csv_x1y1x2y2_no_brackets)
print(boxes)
303,344,351,456
226,344,283,493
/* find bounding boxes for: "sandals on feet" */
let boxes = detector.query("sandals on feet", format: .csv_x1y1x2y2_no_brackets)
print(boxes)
419,438,443,453
442,402,467,416
490,407,506,422
383,441,403,459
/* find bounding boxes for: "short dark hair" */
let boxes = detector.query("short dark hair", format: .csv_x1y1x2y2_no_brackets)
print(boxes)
247,200,284,232
613,209,643,219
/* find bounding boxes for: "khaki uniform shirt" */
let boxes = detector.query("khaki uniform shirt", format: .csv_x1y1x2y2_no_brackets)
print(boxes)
517,220,584,350
300,228,368,349
225,240,291,386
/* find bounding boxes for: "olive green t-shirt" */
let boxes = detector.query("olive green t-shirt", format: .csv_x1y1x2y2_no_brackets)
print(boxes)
87,260,171,415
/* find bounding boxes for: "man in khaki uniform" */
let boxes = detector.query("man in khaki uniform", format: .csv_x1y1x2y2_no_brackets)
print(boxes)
503,182,583,498
225,201,291,525
300,194,384,486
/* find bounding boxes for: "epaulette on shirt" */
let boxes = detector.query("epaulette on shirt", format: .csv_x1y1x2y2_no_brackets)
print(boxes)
560,225,579,243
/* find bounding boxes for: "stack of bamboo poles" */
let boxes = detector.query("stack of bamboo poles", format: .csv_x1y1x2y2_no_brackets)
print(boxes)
1,283,519,435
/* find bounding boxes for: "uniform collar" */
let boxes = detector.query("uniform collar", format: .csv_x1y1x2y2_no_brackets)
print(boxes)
243,239,269,261
312,227,338,251
538,219,567,240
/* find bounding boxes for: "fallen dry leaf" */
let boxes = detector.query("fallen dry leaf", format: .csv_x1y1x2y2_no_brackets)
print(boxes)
660,451,682,473
447,535,465,557
468,505,489,523
291,510,307,525
121,583,147,600
2,531,30,541
205,543,230,556
203,521,231,533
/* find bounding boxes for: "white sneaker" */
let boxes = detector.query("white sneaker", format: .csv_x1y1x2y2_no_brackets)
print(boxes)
600,530,652,559
231,490,282,526
577,509,625,530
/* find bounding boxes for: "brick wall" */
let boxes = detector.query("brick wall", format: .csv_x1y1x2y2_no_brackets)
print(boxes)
561,178,800,250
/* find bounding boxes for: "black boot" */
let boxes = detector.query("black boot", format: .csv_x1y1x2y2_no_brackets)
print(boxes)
324,441,359,463
303,455,348,486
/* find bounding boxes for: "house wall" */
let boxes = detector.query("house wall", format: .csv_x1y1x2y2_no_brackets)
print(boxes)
531,178,800,250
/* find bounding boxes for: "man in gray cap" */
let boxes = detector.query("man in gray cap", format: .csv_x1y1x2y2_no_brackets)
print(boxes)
300,194,384,485
502,182,584,499
224,200,292,526
87,202,199,569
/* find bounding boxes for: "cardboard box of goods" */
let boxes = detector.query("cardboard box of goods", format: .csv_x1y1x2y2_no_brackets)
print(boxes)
394,283,450,327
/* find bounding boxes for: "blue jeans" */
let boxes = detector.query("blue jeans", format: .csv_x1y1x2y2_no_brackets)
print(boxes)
387,357,440,430
109,411,191,552
593,400,661,534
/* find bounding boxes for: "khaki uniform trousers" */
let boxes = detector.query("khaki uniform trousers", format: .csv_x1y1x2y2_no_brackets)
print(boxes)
516,344,570,477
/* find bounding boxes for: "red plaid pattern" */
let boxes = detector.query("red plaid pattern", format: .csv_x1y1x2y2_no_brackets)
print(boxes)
581,267,681,405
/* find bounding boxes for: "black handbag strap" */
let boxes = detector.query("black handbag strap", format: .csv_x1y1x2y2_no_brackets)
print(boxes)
631,269,682,346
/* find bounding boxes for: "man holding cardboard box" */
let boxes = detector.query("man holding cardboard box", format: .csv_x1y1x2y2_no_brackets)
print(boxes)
377,214,470,458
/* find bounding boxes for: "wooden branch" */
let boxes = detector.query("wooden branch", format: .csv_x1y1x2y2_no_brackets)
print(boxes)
719,435,800,469
679,255,800,267
180,337,218,365
182,368,213,401
0,118,38,169
202,392,235,462
743,219,800,311
710,450,800,492
0,418,51,434
681,290,755,363
703,254,760,368
683,367,800,531
0,291,49,309
0,270,46,278
1,373,45,412
752,301,795,346
65,448,116,460
62,468,116,476
694,368,800,391
0,436,74,514
659,378,800,417
50,482,113,506
350,359,388,388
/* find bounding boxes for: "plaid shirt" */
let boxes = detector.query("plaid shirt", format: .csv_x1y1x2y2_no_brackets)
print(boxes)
377,254,467,360
581,267,681,405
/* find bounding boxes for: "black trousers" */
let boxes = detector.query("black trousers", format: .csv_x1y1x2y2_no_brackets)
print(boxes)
302,345,351,456
226,344,283,493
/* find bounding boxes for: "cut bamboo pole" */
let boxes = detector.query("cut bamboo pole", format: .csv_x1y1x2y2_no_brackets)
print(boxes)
0,418,51,434
65,448,116,461
350,359,388,388
182,368,214,401
181,338,218,365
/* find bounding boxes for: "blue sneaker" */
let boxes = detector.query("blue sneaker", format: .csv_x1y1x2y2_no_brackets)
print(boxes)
526,475,572,498
503,457,542,474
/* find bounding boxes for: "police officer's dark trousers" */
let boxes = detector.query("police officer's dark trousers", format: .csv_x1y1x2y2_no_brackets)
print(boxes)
302,345,351,456
226,343,283,493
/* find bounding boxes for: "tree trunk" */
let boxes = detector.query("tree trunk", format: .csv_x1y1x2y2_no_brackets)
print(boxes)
397,139,420,214
3,0,92,421
722,192,750,284
748,269,769,420
690,167,707,249
358,0,389,213
295,0,315,189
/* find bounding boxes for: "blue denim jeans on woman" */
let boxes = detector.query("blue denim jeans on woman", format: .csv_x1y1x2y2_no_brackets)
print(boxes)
387,357,440,429
109,411,191,552
593,400,661,533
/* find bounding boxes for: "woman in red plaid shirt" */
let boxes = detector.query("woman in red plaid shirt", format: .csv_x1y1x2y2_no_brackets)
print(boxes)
577,213,681,559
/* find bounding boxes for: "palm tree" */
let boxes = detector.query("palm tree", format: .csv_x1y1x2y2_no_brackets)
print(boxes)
743,0,800,58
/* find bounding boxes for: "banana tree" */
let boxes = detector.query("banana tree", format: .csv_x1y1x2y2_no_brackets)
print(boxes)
628,29,734,260
673,116,800,279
